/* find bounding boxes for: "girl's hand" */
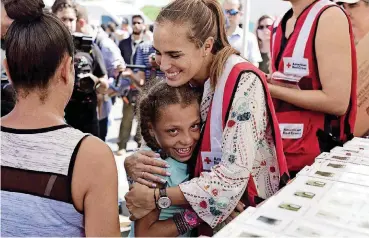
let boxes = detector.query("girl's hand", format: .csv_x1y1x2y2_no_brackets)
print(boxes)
125,183,156,220
124,150,170,188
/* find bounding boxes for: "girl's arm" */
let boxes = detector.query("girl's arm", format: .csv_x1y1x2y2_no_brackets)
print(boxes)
135,209,179,237
269,7,353,116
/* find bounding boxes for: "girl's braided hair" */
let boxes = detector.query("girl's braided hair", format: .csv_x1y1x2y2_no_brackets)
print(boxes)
137,78,202,152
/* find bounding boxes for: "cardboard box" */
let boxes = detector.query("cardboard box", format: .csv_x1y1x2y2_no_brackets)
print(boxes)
354,32,369,137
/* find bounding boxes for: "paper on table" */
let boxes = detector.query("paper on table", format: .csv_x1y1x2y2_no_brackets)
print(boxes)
354,32,369,137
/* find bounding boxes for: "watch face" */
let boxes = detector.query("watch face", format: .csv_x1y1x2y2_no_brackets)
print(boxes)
158,197,171,209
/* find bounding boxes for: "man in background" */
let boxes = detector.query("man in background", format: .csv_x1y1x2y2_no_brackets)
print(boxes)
52,0,109,137
223,0,262,67
116,15,147,155
75,4,126,141
115,17,131,41
1,1,15,117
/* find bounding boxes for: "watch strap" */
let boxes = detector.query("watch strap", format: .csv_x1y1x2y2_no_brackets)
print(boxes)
159,187,167,198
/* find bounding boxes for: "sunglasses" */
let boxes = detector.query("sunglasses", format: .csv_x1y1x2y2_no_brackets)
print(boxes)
132,22,143,25
225,9,240,16
257,24,272,30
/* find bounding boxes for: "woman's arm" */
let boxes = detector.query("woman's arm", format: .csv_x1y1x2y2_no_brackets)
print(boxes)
269,7,352,116
126,72,271,228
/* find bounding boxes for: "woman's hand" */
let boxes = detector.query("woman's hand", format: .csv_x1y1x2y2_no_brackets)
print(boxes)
124,150,170,188
125,183,156,220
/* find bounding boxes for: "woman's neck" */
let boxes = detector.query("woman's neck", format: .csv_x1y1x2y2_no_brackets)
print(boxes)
1,94,65,128
190,54,214,87
260,40,271,53
290,0,316,18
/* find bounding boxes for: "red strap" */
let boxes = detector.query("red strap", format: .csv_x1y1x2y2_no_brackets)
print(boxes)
223,62,289,178
194,105,213,177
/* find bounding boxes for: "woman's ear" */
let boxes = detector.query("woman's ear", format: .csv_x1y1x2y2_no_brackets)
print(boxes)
3,59,13,85
203,37,215,56
60,56,74,85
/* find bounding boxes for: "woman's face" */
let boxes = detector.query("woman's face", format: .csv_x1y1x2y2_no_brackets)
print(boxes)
150,102,201,163
153,22,207,87
257,18,273,41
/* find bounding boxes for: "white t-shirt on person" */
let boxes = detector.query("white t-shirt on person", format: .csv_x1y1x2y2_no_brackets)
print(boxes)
228,26,262,64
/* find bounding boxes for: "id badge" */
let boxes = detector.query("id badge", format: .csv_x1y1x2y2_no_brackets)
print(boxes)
283,57,309,77
279,123,304,139
201,151,222,171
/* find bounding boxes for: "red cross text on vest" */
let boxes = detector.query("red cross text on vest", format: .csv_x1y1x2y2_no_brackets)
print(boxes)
287,63,291,68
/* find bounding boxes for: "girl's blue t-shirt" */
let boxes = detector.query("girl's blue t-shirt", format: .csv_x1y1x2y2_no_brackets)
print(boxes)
128,155,190,237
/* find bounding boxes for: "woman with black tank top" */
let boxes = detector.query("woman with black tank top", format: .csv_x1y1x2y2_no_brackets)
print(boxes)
0,0,120,236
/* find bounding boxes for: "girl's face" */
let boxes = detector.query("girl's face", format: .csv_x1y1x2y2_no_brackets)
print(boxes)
257,18,273,41
153,22,210,87
149,102,201,163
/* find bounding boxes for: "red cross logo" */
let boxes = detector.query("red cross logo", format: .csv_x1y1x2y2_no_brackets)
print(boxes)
204,157,212,164
287,63,291,68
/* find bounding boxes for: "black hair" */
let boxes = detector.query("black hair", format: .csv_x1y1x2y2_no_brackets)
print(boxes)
137,78,201,152
132,14,144,23
4,0,74,101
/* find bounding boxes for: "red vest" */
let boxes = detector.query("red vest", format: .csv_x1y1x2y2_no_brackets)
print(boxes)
194,55,289,209
270,0,357,172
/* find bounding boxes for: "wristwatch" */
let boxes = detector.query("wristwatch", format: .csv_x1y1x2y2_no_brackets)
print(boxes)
157,188,171,209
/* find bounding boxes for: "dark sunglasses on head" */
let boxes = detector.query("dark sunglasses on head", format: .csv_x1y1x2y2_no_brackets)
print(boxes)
257,24,272,30
225,9,239,16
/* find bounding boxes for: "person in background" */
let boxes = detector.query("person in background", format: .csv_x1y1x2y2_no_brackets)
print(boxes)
100,23,107,32
52,0,77,32
256,15,274,74
115,17,131,41
75,3,126,141
335,0,369,42
269,0,357,177
134,42,165,82
105,22,119,44
1,1,15,117
1,0,119,236
143,25,154,42
117,14,147,155
223,0,262,67
52,0,109,137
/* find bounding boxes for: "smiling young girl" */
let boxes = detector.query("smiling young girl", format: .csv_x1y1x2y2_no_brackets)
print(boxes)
129,79,202,237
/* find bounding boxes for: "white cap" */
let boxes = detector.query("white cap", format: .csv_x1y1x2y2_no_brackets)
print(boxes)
334,0,360,3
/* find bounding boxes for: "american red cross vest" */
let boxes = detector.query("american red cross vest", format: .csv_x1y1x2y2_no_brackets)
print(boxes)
193,55,289,209
270,0,357,172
